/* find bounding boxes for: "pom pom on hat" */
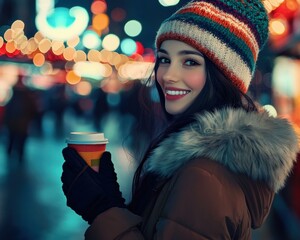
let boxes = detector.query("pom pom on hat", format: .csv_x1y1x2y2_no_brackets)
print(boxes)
155,0,269,93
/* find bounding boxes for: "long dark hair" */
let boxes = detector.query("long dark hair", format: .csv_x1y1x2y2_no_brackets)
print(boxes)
130,55,258,201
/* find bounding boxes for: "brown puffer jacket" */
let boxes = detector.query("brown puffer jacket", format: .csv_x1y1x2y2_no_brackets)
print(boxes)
85,108,299,240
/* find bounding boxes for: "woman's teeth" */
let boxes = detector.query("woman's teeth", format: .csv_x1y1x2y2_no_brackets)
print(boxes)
166,90,190,95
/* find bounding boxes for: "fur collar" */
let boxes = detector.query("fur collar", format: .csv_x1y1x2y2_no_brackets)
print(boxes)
144,107,299,192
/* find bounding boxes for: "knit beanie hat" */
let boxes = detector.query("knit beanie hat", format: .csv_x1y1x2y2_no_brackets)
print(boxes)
155,0,269,93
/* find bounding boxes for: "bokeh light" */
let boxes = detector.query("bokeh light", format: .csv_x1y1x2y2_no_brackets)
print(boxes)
33,53,45,66
38,38,52,53
273,57,300,97
82,30,101,49
120,38,137,56
270,18,288,36
5,42,16,53
74,50,87,62
73,61,112,79
66,70,81,84
11,20,25,31
52,40,65,55
111,8,126,22
0,37,4,48
63,47,76,61
75,80,92,96
102,34,120,51
92,13,109,32
87,49,101,62
91,1,107,15
67,36,80,48
35,6,89,41
159,0,180,7
124,20,142,37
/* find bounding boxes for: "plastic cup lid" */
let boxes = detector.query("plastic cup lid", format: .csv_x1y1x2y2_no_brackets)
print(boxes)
66,132,108,144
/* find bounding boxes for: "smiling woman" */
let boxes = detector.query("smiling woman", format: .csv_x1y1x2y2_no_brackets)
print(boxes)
60,1,300,239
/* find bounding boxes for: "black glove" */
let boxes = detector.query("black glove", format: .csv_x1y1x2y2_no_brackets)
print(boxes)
61,147,125,224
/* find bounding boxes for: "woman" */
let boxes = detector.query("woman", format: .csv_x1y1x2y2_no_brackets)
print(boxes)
61,0,299,239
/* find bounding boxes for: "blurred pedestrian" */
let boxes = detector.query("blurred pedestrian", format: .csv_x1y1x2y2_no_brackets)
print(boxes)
3,74,38,162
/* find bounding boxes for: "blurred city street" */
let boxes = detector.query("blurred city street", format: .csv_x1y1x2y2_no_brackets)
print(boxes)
0,110,137,240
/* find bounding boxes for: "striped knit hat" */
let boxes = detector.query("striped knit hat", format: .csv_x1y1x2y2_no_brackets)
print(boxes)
155,0,269,93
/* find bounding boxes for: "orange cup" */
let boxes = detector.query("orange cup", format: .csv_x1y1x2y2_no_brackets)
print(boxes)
66,132,108,172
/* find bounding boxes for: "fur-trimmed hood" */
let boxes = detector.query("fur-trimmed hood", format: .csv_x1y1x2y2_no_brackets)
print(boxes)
144,107,299,193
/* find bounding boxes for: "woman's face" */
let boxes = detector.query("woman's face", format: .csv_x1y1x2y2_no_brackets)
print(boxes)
156,40,207,115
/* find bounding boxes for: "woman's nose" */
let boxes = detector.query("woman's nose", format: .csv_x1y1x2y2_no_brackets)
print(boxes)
162,64,180,83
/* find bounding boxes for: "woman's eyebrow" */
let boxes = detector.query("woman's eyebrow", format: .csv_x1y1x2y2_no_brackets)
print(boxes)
179,50,204,57
157,48,203,57
157,49,168,54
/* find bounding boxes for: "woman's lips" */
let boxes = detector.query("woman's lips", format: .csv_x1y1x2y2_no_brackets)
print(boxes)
165,88,191,101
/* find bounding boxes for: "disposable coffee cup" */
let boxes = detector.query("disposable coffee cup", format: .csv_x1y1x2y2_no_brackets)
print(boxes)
66,132,109,172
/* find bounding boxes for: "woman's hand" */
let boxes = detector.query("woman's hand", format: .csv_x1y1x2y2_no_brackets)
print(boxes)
61,147,125,224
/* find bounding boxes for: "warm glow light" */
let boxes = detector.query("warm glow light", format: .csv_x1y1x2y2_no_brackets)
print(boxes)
34,31,44,43
263,0,285,13
67,36,80,48
5,41,16,53
102,34,120,51
66,70,81,84
92,13,109,32
52,40,65,55
118,61,154,80
99,49,112,63
102,64,113,77
74,50,87,62
33,53,46,66
108,52,122,66
4,29,13,42
75,80,92,96
63,47,76,61
270,19,287,35
91,1,107,14
0,37,4,48
38,38,52,53
269,0,280,7
27,38,38,52
15,36,27,48
87,49,101,62
11,20,25,30
73,61,112,79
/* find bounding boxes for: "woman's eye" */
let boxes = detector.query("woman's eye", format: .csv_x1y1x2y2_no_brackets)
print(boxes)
158,57,169,64
184,59,199,66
